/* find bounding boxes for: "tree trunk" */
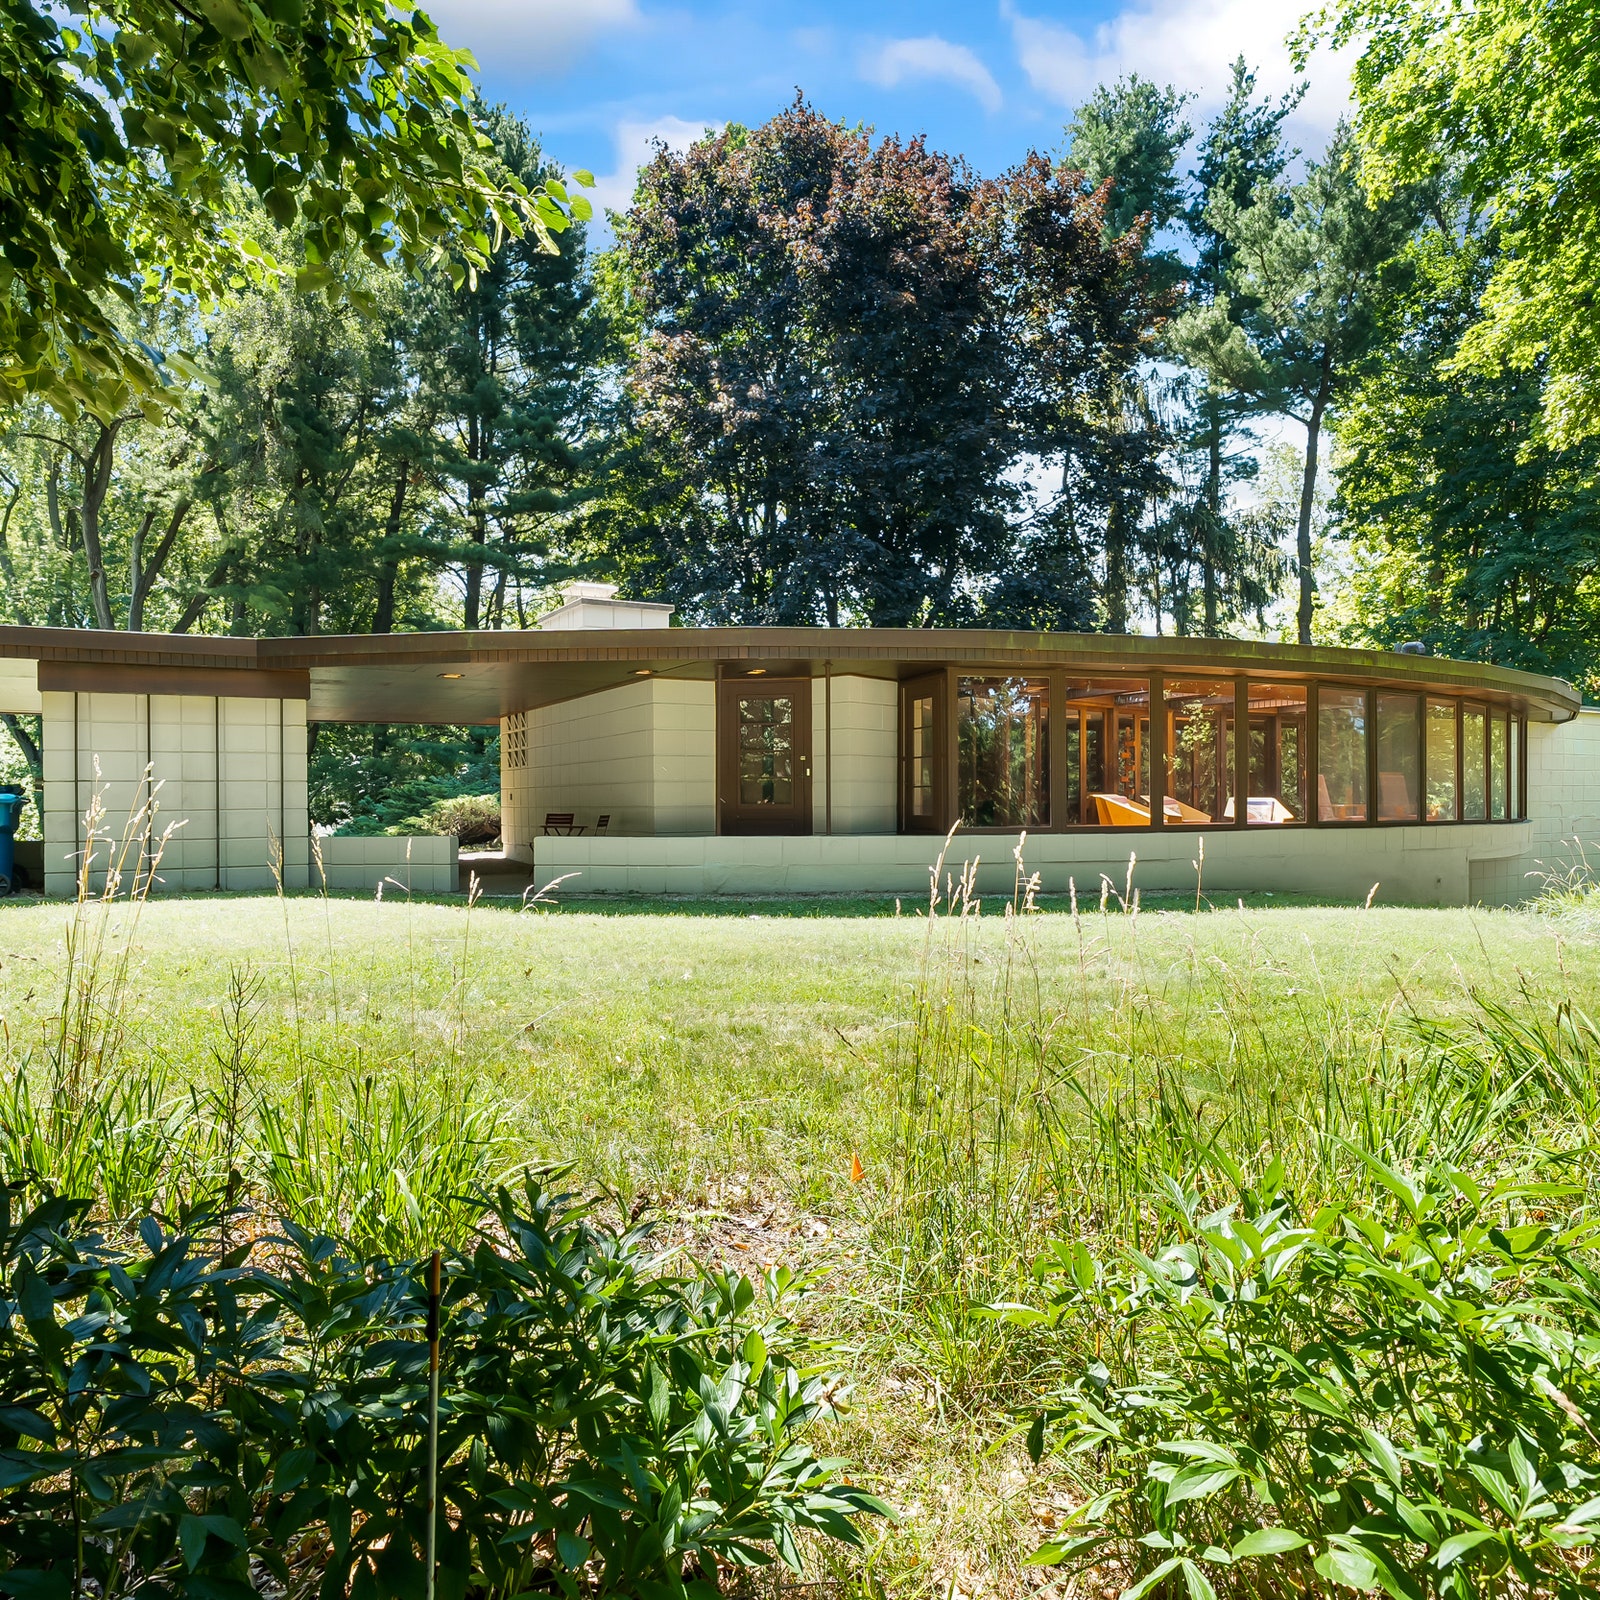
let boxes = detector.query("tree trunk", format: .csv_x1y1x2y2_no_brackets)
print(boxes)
1295,361,1332,646
1104,495,1130,634
79,421,120,630
1203,401,1221,636
372,462,409,634
2,712,42,790
128,497,194,632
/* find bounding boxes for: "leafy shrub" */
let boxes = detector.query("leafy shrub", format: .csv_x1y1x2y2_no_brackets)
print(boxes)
1000,1155,1600,1598
391,793,501,848
0,1174,887,1600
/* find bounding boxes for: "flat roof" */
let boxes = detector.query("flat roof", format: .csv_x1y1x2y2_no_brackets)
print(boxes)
0,625,1579,724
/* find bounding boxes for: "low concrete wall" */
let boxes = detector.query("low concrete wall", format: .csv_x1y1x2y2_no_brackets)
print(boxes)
314,836,458,895
530,822,1534,905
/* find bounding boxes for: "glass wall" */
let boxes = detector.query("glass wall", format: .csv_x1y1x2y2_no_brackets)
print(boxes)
1165,679,1234,823
908,694,935,820
1462,703,1487,821
1318,688,1369,821
1490,711,1509,820
1063,680,1150,824
1425,699,1457,820
1246,683,1307,823
1375,692,1422,821
957,677,1049,827
1509,717,1522,819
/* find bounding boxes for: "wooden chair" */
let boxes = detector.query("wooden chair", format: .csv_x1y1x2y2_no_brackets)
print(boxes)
594,815,610,835
542,813,584,836
1162,796,1211,824
1093,792,1150,826
1378,769,1416,820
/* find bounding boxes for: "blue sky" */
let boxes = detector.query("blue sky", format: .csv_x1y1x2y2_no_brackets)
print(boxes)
423,0,1352,236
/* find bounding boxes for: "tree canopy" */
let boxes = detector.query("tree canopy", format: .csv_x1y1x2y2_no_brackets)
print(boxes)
0,0,589,421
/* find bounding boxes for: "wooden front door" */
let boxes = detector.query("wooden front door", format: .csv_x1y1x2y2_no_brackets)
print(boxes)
718,677,812,835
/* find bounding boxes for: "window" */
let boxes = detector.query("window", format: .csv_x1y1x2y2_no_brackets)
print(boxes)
1490,711,1509,820
909,695,935,819
1376,692,1422,821
1462,703,1487,820
737,695,795,806
957,677,1049,827
1063,680,1150,824
1318,688,1368,821
1425,700,1456,820
504,711,527,770
1247,683,1307,823
1510,717,1523,819
1164,679,1232,824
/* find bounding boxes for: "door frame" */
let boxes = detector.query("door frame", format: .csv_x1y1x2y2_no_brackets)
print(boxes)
717,676,813,835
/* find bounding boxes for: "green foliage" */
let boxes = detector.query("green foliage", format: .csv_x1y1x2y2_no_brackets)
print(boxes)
1330,207,1600,692
0,0,589,422
310,726,498,835
1319,0,1600,447
394,793,501,848
0,1175,887,1600
1004,1156,1600,1597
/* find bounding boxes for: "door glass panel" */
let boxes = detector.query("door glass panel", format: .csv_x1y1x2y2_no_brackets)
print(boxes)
737,695,794,807
910,695,935,818
1164,679,1231,823
1064,680,1149,823
1247,683,1307,823
1318,688,1368,821
957,677,1049,827
1376,692,1422,821
1425,699,1457,820
1462,704,1487,820
1490,712,1508,819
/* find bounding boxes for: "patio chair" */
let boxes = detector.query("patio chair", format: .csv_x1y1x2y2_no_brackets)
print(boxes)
542,813,584,836
1093,792,1150,826
593,814,610,834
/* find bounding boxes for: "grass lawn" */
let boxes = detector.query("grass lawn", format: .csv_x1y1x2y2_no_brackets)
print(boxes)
2,884,1597,1593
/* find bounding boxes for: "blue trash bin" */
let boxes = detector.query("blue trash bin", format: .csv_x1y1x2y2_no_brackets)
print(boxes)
0,783,26,896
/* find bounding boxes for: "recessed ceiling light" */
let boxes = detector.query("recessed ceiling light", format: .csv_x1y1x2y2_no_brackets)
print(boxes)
747,667,766,676
438,672,464,679
633,668,652,676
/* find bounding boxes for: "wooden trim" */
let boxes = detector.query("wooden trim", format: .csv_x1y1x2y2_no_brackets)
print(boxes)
899,672,947,834
39,661,310,701
1048,669,1067,833
1234,678,1249,828
1149,672,1166,830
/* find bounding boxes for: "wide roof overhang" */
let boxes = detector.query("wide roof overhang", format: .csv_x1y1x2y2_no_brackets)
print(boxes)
0,625,1581,724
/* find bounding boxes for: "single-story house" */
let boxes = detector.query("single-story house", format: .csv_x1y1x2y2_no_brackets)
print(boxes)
0,583,1592,904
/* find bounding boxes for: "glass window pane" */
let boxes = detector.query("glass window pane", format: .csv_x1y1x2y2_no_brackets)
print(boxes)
1318,687,1368,821
1246,683,1307,823
1376,692,1422,821
1064,680,1150,824
910,696,935,818
1462,704,1487,821
1490,712,1508,819
957,677,1049,827
1510,718,1522,819
737,695,794,806
1164,679,1232,824
1426,700,1457,821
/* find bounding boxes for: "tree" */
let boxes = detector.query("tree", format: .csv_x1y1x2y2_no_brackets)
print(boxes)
414,109,609,630
0,0,587,420
1171,59,1302,634
1331,205,1600,691
1317,0,1600,446
1181,125,1414,643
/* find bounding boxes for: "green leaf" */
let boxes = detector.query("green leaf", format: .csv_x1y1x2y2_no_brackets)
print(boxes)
554,1531,589,1570
1026,1411,1046,1464
1165,1463,1243,1504
1435,1530,1501,1570
573,168,596,186
1231,1527,1310,1559
1120,1557,1184,1600
1314,1544,1381,1592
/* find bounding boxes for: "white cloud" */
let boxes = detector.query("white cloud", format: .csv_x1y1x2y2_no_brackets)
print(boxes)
861,36,1004,114
589,115,723,239
1001,0,1353,152
423,0,641,73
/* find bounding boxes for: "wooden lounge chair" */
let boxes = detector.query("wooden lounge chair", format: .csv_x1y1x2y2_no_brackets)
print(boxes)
542,812,584,836
594,814,610,835
1162,796,1211,824
1378,769,1415,820
1093,792,1150,826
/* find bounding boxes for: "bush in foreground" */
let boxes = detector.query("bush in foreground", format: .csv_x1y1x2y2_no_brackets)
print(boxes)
1001,1155,1600,1598
0,1173,887,1600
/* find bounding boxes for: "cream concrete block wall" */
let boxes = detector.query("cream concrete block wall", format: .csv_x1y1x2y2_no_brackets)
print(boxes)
501,677,715,848
41,690,309,895
811,675,897,834
315,836,458,895
530,825,1536,903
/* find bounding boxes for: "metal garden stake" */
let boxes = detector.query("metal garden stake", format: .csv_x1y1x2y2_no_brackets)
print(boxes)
425,1249,442,1600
